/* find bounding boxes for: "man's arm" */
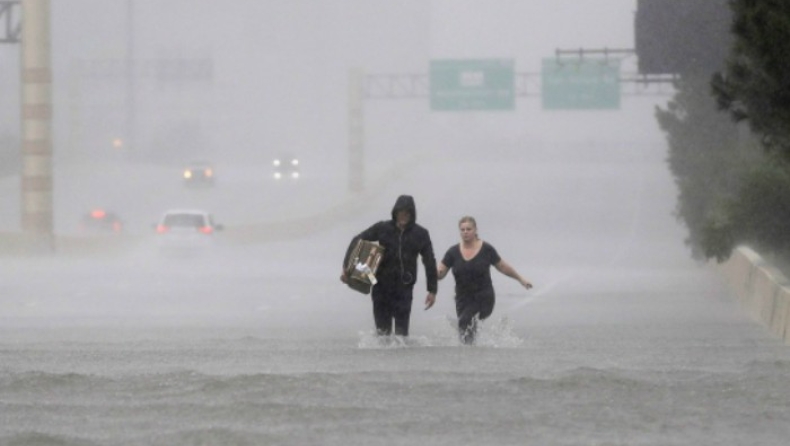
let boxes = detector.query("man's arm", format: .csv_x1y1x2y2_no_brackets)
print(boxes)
421,232,438,294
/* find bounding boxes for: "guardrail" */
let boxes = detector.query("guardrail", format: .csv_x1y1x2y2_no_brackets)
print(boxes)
717,246,790,345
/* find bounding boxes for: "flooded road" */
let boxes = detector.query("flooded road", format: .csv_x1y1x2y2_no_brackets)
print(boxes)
2,144,789,445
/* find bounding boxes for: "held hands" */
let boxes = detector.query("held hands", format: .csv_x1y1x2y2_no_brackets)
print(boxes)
424,292,436,310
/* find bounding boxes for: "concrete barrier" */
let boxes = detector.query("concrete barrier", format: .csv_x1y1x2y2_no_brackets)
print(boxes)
0,231,49,255
0,231,145,257
718,246,790,344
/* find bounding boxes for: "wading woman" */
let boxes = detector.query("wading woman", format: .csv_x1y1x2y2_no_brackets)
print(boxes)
436,216,532,344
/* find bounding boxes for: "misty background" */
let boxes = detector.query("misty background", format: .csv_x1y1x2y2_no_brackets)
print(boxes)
0,0,688,329
6,3,790,445
1,0,662,167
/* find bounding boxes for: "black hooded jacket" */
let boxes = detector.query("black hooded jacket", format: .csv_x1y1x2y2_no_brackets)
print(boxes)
344,195,438,294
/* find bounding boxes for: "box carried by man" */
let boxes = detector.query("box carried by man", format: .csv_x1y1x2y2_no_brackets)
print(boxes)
344,239,385,294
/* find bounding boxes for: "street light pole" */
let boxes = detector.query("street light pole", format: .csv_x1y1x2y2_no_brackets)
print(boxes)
125,0,135,154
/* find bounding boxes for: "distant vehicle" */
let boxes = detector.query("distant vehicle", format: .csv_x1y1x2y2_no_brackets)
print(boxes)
272,154,300,180
80,209,123,234
183,161,215,187
155,209,223,255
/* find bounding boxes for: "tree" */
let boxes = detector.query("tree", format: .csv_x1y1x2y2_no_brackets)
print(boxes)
656,75,758,260
712,0,790,158
703,157,790,264
699,0,790,266
656,0,790,264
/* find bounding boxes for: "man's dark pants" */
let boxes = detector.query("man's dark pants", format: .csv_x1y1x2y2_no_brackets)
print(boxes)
371,285,413,336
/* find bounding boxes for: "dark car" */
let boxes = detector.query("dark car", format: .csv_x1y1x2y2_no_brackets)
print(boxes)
272,154,300,180
183,162,215,187
80,209,123,234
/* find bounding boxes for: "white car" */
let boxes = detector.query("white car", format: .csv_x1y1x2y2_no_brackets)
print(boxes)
155,209,223,255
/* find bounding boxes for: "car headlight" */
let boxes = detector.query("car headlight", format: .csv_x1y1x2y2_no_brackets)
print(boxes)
184,170,192,179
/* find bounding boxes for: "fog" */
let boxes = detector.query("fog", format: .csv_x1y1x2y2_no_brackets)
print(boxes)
1,1,660,162
0,0,700,334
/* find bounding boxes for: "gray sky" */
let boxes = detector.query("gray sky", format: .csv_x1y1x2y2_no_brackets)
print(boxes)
430,0,636,61
0,0,662,166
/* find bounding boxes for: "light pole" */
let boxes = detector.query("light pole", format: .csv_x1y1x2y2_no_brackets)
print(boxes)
125,0,135,154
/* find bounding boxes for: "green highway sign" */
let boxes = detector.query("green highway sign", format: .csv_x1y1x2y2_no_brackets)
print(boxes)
430,59,515,111
541,58,621,110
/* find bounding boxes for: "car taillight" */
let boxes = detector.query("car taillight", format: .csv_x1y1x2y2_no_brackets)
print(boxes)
91,209,106,219
156,225,169,233
113,222,122,232
198,226,213,234
204,168,213,177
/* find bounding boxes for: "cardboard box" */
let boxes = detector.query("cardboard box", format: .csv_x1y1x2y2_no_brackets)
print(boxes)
345,239,385,294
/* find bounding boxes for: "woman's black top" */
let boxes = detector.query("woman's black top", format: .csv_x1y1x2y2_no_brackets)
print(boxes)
442,242,501,295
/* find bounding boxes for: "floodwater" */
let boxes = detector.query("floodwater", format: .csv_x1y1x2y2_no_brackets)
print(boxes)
2,144,790,445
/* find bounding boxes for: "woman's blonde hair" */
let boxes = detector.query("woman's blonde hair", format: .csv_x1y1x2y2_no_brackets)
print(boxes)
458,215,479,239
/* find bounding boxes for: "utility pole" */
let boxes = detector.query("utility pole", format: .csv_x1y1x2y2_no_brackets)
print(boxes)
20,0,53,251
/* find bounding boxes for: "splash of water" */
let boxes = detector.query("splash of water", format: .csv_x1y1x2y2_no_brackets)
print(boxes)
473,316,525,348
356,315,525,349
357,330,420,349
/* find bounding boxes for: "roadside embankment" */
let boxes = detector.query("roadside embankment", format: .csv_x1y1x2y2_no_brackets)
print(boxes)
717,246,790,344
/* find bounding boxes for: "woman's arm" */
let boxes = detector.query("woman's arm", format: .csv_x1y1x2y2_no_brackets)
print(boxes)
494,260,532,289
437,261,449,280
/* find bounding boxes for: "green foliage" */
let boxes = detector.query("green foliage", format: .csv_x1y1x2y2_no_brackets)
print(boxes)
656,74,756,260
701,158,790,263
659,0,790,266
729,158,790,258
712,0,790,158
700,206,735,262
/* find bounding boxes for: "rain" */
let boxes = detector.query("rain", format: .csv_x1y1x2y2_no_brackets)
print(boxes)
1,1,789,445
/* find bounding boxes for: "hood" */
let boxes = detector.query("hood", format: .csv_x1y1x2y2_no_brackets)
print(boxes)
391,194,416,225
